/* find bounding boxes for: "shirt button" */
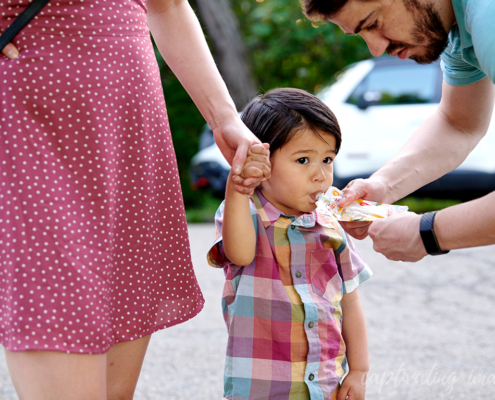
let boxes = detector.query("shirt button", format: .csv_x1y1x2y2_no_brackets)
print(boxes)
308,321,314,328
309,373,315,381
295,270,302,278
291,225,295,230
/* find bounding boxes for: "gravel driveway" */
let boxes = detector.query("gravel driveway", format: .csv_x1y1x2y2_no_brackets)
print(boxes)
1,223,494,399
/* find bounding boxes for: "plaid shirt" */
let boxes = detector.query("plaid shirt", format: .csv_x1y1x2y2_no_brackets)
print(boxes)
208,189,372,400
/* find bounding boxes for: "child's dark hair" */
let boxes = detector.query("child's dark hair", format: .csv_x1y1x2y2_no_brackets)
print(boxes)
241,88,342,154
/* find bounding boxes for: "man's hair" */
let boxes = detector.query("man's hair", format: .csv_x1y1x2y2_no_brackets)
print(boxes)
302,0,349,20
241,88,342,154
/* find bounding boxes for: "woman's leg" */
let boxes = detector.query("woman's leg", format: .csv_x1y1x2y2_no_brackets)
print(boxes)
5,349,107,400
4,334,151,400
106,334,151,400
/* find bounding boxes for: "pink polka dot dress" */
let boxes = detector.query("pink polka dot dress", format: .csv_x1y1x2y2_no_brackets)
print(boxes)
0,0,204,353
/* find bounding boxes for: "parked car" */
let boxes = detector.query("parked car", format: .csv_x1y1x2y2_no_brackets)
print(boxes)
190,56,495,200
189,123,230,198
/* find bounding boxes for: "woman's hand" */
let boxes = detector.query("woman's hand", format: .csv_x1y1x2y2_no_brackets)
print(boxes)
213,118,270,194
1,42,19,59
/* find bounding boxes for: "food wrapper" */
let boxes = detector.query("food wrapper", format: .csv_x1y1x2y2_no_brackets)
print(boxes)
316,187,408,221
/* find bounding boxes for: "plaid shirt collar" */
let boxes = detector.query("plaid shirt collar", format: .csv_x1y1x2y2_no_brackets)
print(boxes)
252,188,335,229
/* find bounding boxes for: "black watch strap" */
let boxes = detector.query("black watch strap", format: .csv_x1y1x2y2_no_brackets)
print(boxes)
419,211,449,256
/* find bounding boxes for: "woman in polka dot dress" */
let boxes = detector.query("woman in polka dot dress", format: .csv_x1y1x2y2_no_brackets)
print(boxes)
0,0,263,398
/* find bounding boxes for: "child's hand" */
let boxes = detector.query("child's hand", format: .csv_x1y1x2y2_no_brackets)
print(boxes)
232,143,270,195
241,143,270,181
337,370,367,400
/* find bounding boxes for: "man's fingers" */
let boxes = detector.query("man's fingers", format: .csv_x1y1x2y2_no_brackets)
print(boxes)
339,186,363,207
2,43,19,59
338,178,376,207
339,220,372,240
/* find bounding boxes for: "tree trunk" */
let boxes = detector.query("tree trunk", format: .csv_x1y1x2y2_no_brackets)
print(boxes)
194,0,258,110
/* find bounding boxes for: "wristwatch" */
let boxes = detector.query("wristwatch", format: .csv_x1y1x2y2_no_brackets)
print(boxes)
419,211,449,256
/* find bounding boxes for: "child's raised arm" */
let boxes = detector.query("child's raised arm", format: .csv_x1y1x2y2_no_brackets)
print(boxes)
223,144,270,266
337,290,369,400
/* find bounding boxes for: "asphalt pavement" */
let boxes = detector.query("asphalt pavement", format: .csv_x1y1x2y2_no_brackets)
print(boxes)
1,223,495,399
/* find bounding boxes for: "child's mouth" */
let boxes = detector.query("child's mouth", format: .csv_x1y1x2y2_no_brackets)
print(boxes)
310,192,323,202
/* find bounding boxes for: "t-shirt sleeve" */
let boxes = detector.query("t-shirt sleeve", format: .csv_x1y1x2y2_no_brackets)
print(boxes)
440,41,486,86
207,200,230,268
469,1,495,84
206,198,258,268
335,228,373,294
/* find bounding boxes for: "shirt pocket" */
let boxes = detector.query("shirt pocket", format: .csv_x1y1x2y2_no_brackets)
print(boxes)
310,248,339,300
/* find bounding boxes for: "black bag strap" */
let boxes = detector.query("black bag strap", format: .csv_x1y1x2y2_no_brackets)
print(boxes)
0,0,51,52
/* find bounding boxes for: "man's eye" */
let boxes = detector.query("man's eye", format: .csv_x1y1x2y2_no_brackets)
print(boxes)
367,20,378,30
297,157,309,164
323,157,333,164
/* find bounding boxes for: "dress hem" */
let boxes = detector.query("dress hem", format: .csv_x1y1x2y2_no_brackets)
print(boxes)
0,300,205,354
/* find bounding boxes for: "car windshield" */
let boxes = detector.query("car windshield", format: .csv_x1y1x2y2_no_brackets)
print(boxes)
347,64,440,106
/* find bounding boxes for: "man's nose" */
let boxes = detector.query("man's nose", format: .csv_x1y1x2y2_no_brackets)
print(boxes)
360,30,389,57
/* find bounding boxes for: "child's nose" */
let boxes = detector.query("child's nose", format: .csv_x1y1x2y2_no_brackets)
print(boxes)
313,166,326,182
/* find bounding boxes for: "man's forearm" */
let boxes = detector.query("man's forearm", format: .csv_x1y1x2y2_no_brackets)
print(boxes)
373,77,494,203
371,110,480,203
435,191,495,251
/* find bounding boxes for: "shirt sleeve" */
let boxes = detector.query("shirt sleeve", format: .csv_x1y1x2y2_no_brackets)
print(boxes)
440,41,486,86
469,1,495,84
206,198,258,268
335,229,373,294
207,200,229,268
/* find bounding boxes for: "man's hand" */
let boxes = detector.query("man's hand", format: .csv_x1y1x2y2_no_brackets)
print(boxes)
339,220,372,240
230,143,270,195
337,178,388,239
1,42,19,59
337,370,367,400
213,118,270,194
338,178,389,207
368,212,427,262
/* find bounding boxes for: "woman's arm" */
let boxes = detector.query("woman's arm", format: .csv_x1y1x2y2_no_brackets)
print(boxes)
337,290,368,400
146,0,261,187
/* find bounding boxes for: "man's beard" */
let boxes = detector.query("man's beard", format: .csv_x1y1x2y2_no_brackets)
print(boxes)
386,0,449,64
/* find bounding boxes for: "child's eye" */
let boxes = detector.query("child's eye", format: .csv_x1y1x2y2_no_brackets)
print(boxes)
323,157,333,164
297,157,309,164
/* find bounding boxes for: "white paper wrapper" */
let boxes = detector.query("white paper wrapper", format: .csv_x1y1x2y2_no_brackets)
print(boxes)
316,187,408,221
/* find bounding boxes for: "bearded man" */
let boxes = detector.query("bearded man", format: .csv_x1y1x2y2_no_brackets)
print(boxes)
302,0,495,262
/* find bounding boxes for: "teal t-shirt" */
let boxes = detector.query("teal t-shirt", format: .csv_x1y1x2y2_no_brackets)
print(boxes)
440,0,495,85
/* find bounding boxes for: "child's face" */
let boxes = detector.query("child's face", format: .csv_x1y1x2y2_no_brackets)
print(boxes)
261,128,337,217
